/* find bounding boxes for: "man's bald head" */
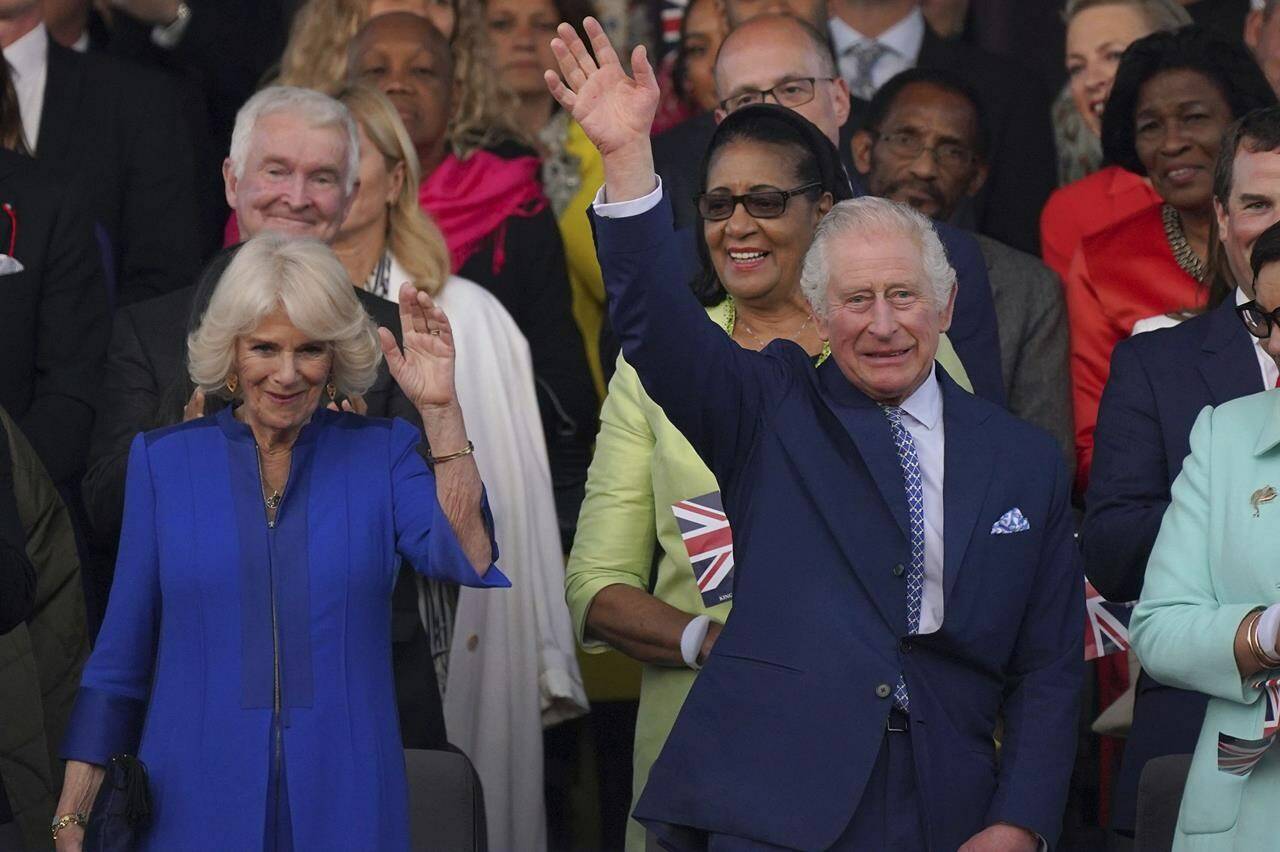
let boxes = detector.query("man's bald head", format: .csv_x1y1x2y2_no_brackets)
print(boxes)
713,14,850,144
349,11,454,84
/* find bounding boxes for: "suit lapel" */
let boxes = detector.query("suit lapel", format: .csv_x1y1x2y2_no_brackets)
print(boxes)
816,359,911,538
35,40,81,162
1200,297,1265,405
940,373,995,601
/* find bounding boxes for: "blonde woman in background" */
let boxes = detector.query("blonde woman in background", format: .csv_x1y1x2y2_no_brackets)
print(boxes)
1041,0,1191,278
331,84,588,852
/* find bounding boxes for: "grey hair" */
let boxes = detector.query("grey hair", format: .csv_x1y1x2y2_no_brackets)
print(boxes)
1061,0,1192,31
188,233,382,398
228,86,361,194
800,197,956,319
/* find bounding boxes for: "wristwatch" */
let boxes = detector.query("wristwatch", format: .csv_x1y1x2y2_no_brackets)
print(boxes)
50,812,88,841
166,1,192,28
151,1,192,49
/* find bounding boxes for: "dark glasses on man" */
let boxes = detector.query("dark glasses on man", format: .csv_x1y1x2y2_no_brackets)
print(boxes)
1237,300,1280,338
695,182,821,221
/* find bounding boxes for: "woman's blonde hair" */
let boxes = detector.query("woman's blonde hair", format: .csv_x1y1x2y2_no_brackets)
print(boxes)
276,0,526,157
339,84,452,294
189,234,382,398
1062,0,1192,30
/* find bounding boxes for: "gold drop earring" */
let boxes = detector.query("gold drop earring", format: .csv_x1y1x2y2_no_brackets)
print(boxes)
226,374,238,394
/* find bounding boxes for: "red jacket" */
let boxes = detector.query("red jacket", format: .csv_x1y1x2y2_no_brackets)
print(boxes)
1040,165,1161,282
1065,204,1206,493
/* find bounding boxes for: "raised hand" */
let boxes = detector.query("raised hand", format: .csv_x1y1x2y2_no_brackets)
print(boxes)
378,283,459,413
544,17,659,202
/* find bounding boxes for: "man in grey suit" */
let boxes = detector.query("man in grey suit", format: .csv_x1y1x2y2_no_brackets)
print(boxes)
852,66,1074,474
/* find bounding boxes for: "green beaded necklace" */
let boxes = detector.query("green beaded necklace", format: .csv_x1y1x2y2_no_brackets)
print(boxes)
722,296,831,365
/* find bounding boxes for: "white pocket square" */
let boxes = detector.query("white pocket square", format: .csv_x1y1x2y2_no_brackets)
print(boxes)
0,254,23,275
991,508,1030,535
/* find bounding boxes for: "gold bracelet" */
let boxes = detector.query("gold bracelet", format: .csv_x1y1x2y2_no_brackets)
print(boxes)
50,812,88,840
427,440,474,466
1248,611,1280,669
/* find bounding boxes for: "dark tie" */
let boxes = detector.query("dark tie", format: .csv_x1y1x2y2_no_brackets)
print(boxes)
882,405,925,712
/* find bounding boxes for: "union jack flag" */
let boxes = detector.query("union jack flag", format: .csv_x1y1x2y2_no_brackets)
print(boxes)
1084,580,1132,662
672,491,734,609
1218,733,1274,776
1263,677,1280,739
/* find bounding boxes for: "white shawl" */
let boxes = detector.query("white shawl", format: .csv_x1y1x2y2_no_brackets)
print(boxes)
385,262,589,851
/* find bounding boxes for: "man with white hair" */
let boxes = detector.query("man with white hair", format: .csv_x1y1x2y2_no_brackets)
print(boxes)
81,86,450,747
549,20,1083,850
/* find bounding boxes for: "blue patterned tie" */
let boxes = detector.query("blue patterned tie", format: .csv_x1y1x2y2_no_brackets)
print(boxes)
882,405,925,712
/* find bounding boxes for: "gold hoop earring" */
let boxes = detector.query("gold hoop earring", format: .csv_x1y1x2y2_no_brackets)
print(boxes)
226,375,238,394
327,381,337,402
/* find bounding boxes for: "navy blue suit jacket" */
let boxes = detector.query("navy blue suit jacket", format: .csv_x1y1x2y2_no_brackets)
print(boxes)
1082,296,1263,832
596,197,1081,850
661,217,1006,405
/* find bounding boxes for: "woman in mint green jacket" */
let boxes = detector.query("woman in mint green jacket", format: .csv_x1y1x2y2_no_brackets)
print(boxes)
562,105,972,852
1129,224,1280,851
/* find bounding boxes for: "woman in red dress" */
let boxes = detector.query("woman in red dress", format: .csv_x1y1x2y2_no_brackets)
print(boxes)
1039,0,1191,281
1067,26,1275,492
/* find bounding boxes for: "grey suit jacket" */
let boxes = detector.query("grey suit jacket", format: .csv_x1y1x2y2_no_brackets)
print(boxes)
975,234,1075,477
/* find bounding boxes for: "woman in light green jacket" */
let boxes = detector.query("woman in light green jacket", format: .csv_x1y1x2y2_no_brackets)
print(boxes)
1129,222,1280,851
563,105,972,852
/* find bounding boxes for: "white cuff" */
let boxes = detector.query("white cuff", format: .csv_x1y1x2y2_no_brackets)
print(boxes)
150,3,192,48
680,614,712,670
591,178,664,219
1259,603,1280,658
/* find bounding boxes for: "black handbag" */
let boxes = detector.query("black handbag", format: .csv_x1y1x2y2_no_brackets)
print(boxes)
83,755,152,852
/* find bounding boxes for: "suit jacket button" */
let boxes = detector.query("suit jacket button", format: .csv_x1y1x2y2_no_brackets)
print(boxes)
875,683,891,698
892,563,905,577
900,639,912,653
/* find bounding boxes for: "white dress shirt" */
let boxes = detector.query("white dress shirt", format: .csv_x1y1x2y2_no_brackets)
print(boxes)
1237,287,1280,389
828,8,925,98
3,22,48,153
594,179,947,633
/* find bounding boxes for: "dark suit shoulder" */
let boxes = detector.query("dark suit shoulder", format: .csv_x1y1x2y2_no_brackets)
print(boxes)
1116,308,1214,364
945,369,1062,458
653,111,716,157
120,284,197,327
975,234,1060,295
49,38,181,96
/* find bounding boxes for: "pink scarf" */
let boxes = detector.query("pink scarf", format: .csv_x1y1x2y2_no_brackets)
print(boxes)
419,150,548,275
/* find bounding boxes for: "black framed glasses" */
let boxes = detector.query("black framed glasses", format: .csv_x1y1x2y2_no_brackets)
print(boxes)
1237,299,1280,338
695,182,822,221
875,130,976,169
718,78,835,113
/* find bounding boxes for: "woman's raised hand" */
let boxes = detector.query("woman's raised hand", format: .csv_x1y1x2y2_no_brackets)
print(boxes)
378,283,459,413
544,17,659,201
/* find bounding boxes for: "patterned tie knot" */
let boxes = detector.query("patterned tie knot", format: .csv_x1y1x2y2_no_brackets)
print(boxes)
844,40,891,100
880,404,904,426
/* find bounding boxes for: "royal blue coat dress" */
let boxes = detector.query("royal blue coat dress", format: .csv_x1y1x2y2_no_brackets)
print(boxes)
61,406,509,850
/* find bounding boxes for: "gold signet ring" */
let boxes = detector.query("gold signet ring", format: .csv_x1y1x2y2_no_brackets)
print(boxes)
1252,486,1277,518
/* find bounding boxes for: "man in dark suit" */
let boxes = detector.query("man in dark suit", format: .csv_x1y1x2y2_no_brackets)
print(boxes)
550,19,1082,849
851,67,1074,474
828,0,1055,255
1083,107,1280,842
647,13,1006,404
0,149,108,489
80,86,447,748
0,0,200,304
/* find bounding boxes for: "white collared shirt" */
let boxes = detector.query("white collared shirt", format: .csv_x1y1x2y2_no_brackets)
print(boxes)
3,22,47,152
1237,287,1280,389
828,8,925,98
892,364,945,635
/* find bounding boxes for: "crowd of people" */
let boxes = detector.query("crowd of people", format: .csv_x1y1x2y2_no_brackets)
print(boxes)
4,0,1280,850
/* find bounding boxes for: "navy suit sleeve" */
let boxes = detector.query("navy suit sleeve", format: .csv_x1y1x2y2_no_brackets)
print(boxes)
985,454,1084,845
62,434,159,764
592,195,785,483
1081,341,1167,602
936,224,1005,406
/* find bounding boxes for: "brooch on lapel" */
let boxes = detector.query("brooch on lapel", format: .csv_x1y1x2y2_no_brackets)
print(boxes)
1252,486,1277,519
